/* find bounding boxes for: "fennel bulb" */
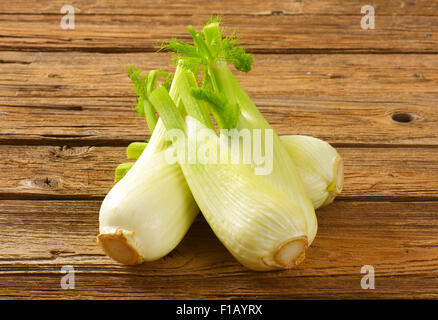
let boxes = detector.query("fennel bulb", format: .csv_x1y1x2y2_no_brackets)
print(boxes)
150,77,310,271
97,67,199,265
165,21,318,245
100,18,344,269
98,145,197,264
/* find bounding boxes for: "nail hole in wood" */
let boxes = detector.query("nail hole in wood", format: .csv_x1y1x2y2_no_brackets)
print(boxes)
392,112,413,123
32,177,59,189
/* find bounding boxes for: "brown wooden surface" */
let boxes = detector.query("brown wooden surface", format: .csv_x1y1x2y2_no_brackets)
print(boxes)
1,0,436,15
1,200,437,299
0,1,437,53
1,52,437,145
0,145,437,200
0,0,437,299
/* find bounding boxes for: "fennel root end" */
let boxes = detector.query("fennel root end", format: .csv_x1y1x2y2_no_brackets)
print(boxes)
267,236,308,269
97,230,143,265
335,156,344,194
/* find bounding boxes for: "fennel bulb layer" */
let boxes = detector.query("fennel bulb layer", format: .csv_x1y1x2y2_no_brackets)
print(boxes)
176,116,310,271
97,65,200,265
280,135,344,209
207,61,318,246
98,143,198,264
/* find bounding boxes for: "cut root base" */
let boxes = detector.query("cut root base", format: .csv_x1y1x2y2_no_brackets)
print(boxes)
97,230,142,265
335,156,344,194
323,155,344,207
261,236,308,269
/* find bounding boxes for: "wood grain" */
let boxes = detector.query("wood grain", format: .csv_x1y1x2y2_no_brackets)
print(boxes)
1,52,437,145
1,200,437,299
0,144,437,200
0,10,436,53
1,0,436,16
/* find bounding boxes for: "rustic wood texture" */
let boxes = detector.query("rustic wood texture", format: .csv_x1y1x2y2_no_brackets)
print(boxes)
0,0,437,300
0,145,437,200
0,1,437,53
1,15,437,53
1,52,437,145
1,0,436,15
1,200,437,299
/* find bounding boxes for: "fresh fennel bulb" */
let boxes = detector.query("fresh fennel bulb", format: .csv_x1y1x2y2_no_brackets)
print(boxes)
98,19,344,269
98,143,197,264
181,116,309,270
97,67,199,265
150,77,312,270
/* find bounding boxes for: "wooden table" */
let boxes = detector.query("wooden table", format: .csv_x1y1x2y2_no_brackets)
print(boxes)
1,0,437,299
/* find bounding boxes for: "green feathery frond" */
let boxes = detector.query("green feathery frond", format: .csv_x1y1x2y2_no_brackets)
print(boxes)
126,65,148,116
222,33,253,73
191,88,240,130
127,66,173,132
203,22,253,73
160,19,253,73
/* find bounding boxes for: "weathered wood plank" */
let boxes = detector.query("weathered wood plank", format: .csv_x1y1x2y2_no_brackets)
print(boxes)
1,52,437,145
0,13,436,53
0,144,437,199
0,200,437,299
1,0,436,16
